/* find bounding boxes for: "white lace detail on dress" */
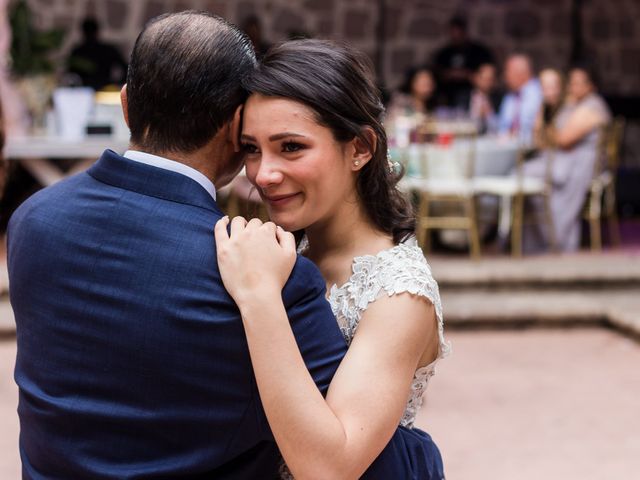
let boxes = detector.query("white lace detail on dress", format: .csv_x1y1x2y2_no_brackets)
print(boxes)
280,239,450,478
326,240,449,428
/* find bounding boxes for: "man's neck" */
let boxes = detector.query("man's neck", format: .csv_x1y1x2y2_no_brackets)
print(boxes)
515,78,532,94
128,143,217,184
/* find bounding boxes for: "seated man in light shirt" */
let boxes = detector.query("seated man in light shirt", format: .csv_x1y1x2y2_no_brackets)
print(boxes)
497,53,542,143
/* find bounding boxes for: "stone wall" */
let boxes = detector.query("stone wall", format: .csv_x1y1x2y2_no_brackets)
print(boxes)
21,0,640,95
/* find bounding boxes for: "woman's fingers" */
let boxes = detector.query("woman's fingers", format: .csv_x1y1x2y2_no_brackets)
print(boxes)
276,226,296,252
230,216,248,237
261,221,277,237
214,216,230,245
247,217,263,227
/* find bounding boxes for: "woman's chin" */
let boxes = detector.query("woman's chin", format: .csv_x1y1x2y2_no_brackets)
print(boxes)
267,213,305,233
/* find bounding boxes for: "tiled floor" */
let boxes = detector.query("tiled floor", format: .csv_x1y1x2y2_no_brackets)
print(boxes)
416,328,640,480
0,339,18,479
1,329,639,479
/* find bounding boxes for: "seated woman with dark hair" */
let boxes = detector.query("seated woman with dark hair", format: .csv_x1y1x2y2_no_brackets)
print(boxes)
523,65,611,252
386,66,439,121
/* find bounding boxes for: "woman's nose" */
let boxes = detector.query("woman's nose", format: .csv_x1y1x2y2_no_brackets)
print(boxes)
253,156,284,189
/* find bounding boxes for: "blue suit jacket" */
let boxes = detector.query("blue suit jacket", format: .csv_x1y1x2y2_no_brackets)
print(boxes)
8,150,424,479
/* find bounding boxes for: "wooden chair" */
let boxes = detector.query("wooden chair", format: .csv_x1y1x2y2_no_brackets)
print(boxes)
406,122,481,259
474,144,556,257
583,117,625,251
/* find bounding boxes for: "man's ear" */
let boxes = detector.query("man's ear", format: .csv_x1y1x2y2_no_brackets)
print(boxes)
120,85,129,128
229,105,243,152
350,127,377,171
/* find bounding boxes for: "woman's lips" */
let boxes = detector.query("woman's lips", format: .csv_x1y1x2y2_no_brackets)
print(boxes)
263,192,301,207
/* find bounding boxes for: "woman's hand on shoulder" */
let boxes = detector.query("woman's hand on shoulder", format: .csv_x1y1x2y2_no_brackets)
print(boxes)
214,216,297,305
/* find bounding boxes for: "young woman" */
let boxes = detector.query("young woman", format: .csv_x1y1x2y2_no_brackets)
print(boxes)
214,40,449,479
534,68,565,149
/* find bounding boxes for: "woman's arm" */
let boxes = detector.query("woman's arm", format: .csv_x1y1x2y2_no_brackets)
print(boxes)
533,107,546,149
554,105,607,149
214,217,438,480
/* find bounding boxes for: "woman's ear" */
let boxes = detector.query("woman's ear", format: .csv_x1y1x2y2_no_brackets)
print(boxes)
229,105,244,152
120,85,129,128
350,126,377,171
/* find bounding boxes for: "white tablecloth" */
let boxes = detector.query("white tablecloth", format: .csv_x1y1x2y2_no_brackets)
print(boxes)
5,135,129,159
393,136,528,250
4,135,129,187
392,135,522,179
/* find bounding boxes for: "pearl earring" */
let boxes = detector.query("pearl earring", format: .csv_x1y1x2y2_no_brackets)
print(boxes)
354,161,360,167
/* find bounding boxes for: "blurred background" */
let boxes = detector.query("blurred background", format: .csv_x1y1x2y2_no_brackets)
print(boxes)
0,0,639,478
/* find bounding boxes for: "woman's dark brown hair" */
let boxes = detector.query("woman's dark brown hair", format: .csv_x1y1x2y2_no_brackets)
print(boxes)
243,39,415,243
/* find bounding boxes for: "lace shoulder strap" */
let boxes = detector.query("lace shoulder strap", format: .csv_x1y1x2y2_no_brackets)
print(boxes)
376,244,442,314
373,243,450,358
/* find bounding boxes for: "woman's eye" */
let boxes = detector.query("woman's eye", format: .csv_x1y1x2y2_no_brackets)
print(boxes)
282,142,305,153
241,144,259,154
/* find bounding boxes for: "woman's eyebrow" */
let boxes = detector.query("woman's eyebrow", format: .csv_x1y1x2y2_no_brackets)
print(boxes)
268,133,307,142
241,132,308,142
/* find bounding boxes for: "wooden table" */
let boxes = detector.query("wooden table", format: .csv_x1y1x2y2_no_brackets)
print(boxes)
394,136,528,249
4,135,129,187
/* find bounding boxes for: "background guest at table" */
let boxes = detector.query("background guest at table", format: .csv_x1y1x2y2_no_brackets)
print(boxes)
386,66,438,122
241,14,271,58
467,62,501,134
534,68,565,149
523,65,611,252
66,17,127,90
497,54,542,143
432,16,494,109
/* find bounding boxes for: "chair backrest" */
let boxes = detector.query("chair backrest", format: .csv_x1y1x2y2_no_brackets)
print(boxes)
415,120,478,180
595,117,625,175
604,116,625,171
515,127,554,193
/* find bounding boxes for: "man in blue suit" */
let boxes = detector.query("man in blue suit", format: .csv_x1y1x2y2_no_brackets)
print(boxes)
8,11,429,479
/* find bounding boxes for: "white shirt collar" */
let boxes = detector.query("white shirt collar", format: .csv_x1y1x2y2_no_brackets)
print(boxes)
123,150,216,201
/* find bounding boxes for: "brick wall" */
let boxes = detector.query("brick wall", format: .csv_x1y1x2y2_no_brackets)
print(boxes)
23,0,640,95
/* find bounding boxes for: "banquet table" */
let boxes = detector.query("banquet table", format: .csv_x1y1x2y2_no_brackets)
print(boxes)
393,135,529,249
4,135,129,187
392,135,522,178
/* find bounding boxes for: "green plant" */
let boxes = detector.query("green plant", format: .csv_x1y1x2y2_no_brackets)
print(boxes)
9,0,66,76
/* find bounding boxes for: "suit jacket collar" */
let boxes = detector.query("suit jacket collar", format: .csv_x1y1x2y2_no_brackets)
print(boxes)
88,149,224,215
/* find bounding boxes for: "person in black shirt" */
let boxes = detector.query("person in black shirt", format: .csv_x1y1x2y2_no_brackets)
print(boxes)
67,18,127,91
432,16,494,109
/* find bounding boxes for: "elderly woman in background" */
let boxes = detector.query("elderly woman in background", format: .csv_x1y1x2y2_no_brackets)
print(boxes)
523,65,611,252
